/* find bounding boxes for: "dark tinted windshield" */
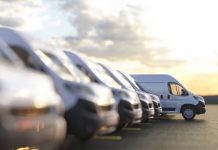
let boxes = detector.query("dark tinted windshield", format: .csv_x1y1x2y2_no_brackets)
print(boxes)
87,60,121,88
0,41,22,65
36,50,90,83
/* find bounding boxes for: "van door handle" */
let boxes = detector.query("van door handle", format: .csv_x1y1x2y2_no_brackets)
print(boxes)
160,95,163,99
167,95,170,99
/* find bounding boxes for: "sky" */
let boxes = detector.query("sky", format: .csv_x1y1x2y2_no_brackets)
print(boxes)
0,0,218,95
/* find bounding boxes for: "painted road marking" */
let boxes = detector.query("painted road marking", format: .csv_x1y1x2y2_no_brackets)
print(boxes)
122,127,141,131
139,122,153,125
94,135,122,141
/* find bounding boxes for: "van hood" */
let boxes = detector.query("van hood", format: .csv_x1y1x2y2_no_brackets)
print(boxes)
149,94,160,103
136,91,153,104
193,95,205,104
63,81,115,106
0,65,63,113
111,88,140,105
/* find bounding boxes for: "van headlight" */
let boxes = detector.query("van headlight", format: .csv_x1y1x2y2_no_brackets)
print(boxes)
193,95,205,104
11,106,50,117
141,101,149,109
193,95,199,100
150,95,156,100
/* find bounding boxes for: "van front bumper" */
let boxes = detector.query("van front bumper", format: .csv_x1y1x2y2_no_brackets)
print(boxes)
0,116,66,150
132,106,143,124
118,100,134,127
154,107,163,116
64,99,100,138
97,110,119,135
142,108,155,121
153,101,162,117
141,101,155,121
195,102,206,114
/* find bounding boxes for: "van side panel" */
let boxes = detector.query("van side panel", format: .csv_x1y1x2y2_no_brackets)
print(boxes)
137,82,165,96
137,81,180,113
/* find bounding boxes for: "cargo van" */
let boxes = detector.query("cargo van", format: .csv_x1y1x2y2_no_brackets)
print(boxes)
0,64,66,150
132,74,206,120
0,28,119,140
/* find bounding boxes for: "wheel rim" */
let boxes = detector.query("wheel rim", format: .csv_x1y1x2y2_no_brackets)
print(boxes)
184,108,194,118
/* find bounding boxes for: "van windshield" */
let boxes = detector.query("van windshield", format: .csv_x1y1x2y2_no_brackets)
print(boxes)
135,82,150,93
36,50,90,83
110,69,135,91
0,49,10,62
0,41,22,65
122,73,141,91
87,60,121,89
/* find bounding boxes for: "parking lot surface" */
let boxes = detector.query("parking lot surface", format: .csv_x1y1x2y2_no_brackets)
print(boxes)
62,105,218,150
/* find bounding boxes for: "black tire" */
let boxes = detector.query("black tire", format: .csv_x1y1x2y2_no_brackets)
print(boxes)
116,122,127,131
182,106,196,120
75,133,95,142
142,117,148,122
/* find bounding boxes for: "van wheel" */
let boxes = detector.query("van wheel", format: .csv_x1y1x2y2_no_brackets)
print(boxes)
182,106,196,120
75,133,94,142
116,123,127,131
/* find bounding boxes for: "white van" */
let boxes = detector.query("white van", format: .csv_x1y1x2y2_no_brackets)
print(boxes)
0,64,66,150
132,74,206,120
0,28,119,140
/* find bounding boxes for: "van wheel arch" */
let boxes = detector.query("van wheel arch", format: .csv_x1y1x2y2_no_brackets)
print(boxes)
180,104,196,120
180,104,196,113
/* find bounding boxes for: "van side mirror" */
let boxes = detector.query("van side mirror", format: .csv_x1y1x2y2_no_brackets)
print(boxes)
181,89,188,96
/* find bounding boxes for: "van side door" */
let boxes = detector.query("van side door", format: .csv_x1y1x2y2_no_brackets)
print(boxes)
167,82,190,112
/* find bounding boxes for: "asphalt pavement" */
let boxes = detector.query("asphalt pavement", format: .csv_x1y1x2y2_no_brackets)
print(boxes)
62,105,218,150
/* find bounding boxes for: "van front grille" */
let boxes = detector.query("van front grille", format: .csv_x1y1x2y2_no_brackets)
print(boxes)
133,104,139,109
149,103,152,108
11,107,50,117
99,105,113,111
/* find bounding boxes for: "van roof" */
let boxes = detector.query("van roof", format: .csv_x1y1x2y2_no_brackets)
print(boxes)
0,27,56,54
131,74,179,83
65,50,97,71
64,50,86,66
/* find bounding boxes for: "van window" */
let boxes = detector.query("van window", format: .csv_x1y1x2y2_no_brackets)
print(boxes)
169,83,178,95
168,82,188,96
10,46,36,69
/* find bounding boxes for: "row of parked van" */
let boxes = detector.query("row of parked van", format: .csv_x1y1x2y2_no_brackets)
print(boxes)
0,28,206,150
